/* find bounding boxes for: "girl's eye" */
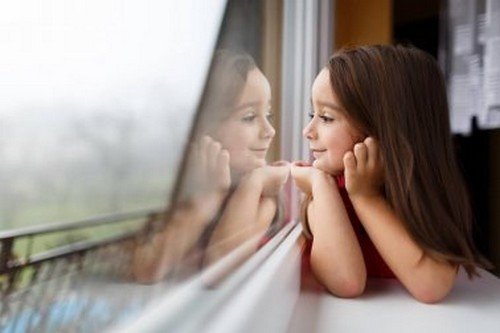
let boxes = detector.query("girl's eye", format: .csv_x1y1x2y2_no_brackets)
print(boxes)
266,111,274,121
241,114,256,122
307,112,315,120
319,115,334,123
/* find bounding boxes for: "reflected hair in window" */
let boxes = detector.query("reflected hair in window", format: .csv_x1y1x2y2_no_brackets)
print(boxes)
197,49,257,136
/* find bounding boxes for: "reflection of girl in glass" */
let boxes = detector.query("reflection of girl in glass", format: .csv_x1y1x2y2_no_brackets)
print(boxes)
292,45,490,303
133,50,288,283
194,50,289,267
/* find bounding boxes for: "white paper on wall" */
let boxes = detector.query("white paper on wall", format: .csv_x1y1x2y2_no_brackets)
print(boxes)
481,0,500,128
448,0,477,134
447,0,500,133
450,74,474,134
453,24,474,55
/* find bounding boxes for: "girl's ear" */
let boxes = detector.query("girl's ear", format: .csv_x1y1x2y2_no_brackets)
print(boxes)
358,130,369,142
346,120,367,144
351,135,366,146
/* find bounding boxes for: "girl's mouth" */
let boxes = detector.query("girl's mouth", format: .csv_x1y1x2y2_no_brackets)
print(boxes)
312,149,326,158
250,148,268,157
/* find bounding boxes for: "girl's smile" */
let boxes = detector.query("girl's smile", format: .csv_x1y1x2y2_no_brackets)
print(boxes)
312,149,326,159
250,148,269,158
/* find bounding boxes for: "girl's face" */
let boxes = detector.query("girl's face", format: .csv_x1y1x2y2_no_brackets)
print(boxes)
213,68,275,176
304,69,364,175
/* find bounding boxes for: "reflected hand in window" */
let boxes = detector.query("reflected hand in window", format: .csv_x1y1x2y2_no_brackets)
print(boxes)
183,135,232,221
247,160,290,197
187,135,231,197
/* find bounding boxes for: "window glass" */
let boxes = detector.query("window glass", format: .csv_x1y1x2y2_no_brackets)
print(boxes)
0,0,234,332
132,0,288,284
0,0,223,229
1,0,287,331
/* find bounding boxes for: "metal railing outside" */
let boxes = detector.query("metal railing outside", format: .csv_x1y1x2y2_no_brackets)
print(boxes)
0,207,166,333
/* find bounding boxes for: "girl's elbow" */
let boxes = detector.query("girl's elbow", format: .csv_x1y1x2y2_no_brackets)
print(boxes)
409,265,457,304
408,278,455,304
411,287,450,304
310,258,366,297
335,280,366,299
325,275,366,298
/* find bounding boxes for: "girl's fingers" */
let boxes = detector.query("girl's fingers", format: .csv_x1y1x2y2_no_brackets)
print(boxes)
292,160,312,167
218,148,230,165
208,140,222,170
343,151,356,176
275,162,291,182
216,148,230,171
353,143,367,169
364,137,383,170
217,149,231,189
291,163,307,179
291,161,311,180
272,160,290,167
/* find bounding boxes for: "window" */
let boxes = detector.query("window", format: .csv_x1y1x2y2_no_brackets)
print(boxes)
1,0,336,331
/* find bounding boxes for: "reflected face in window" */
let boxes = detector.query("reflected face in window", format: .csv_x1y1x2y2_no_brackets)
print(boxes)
213,68,275,176
304,69,363,175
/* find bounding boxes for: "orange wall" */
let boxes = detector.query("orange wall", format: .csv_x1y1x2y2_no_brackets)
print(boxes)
335,0,392,49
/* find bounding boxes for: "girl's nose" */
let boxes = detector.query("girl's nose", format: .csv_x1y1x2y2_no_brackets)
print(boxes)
260,118,276,139
303,121,316,140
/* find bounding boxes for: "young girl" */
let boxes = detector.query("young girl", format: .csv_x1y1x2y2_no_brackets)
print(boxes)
291,45,490,303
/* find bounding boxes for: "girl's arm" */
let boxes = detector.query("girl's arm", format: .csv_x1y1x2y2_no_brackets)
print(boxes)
133,193,225,283
350,195,457,303
345,137,457,303
203,175,276,266
134,136,231,283
307,169,367,298
203,163,288,266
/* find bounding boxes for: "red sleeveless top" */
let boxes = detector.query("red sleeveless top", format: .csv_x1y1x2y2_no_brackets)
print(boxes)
303,174,395,279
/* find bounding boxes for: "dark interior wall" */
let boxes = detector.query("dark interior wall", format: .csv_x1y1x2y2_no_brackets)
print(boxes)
454,121,492,261
215,0,263,64
393,0,500,275
393,0,440,57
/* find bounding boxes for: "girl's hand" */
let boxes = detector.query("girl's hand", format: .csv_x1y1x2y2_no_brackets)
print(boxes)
343,137,384,199
184,136,231,199
291,161,314,194
248,161,290,197
291,161,336,195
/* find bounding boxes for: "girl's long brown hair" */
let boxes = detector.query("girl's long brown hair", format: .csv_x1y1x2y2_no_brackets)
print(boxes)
323,45,490,277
